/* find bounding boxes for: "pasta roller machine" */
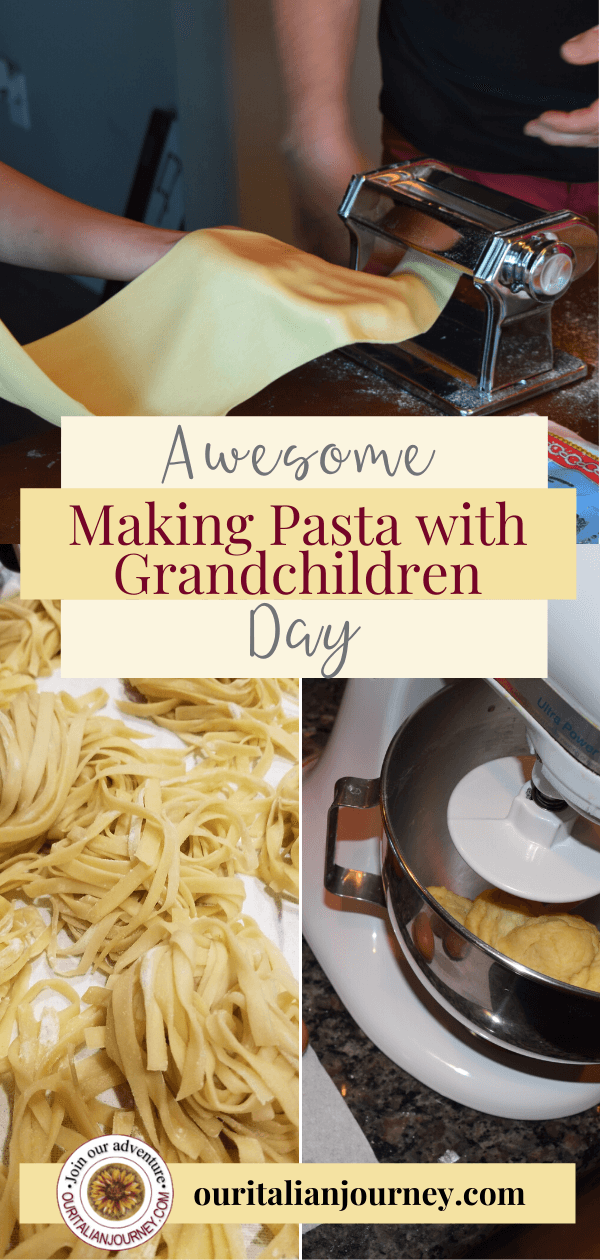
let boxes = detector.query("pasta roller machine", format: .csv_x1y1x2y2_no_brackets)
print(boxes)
338,160,598,415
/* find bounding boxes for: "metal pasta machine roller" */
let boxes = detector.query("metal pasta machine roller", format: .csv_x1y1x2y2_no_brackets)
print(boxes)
338,160,598,414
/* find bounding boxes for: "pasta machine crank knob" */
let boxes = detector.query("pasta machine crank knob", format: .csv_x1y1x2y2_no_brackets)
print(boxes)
501,237,574,301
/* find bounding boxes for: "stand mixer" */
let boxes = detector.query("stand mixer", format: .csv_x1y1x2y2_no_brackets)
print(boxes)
338,160,598,415
303,551,600,1119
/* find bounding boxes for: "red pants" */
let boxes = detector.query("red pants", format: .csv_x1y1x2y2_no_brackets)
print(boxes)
381,119,598,217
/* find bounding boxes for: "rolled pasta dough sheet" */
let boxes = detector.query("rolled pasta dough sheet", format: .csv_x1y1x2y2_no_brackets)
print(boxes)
0,316,91,420
7,228,456,422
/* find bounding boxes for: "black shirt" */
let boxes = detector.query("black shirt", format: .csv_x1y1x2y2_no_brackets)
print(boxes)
378,0,598,181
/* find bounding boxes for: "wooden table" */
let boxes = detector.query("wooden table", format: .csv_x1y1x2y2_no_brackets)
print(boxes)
233,265,598,443
0,427,60,543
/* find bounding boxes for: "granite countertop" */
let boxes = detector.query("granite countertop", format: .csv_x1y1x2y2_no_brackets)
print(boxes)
303,679,348,763
302,680,600,1260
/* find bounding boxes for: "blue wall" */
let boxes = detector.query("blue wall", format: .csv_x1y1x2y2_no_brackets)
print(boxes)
0,0,237,228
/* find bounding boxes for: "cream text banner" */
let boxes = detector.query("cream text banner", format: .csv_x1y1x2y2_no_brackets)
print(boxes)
21,1161,574,1225
60,415,548,490
58,599,548,678
21,488,573,601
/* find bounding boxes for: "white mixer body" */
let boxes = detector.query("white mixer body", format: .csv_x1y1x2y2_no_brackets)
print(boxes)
548,548,600,731
545,547,600,816
305,674,600,1117
305,549,600,1116
521,718,600,824
475,551,600,898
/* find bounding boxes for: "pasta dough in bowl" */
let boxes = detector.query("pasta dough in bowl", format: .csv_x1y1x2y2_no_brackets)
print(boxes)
429,885,600,992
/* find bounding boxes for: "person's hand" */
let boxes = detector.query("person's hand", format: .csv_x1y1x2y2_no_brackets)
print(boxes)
524,26,598,147
284,131,372,265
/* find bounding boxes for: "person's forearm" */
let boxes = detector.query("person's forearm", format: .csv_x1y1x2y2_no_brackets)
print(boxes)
272,0,361,147
0,162,185,279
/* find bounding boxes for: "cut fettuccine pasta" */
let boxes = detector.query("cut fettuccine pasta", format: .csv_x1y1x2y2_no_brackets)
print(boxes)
0,625,299,1259
120,678,299,897
0,599,61,706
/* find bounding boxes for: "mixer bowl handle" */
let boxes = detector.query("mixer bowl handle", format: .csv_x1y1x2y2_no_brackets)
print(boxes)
324,775,387,908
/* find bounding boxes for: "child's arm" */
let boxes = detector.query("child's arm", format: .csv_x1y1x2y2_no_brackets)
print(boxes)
0,161,186,280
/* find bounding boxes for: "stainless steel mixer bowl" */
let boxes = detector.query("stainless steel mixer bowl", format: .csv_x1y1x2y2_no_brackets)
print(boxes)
325,679,600,1063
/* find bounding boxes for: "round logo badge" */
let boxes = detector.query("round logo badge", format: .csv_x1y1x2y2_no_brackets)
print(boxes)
57,1136,173,1251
